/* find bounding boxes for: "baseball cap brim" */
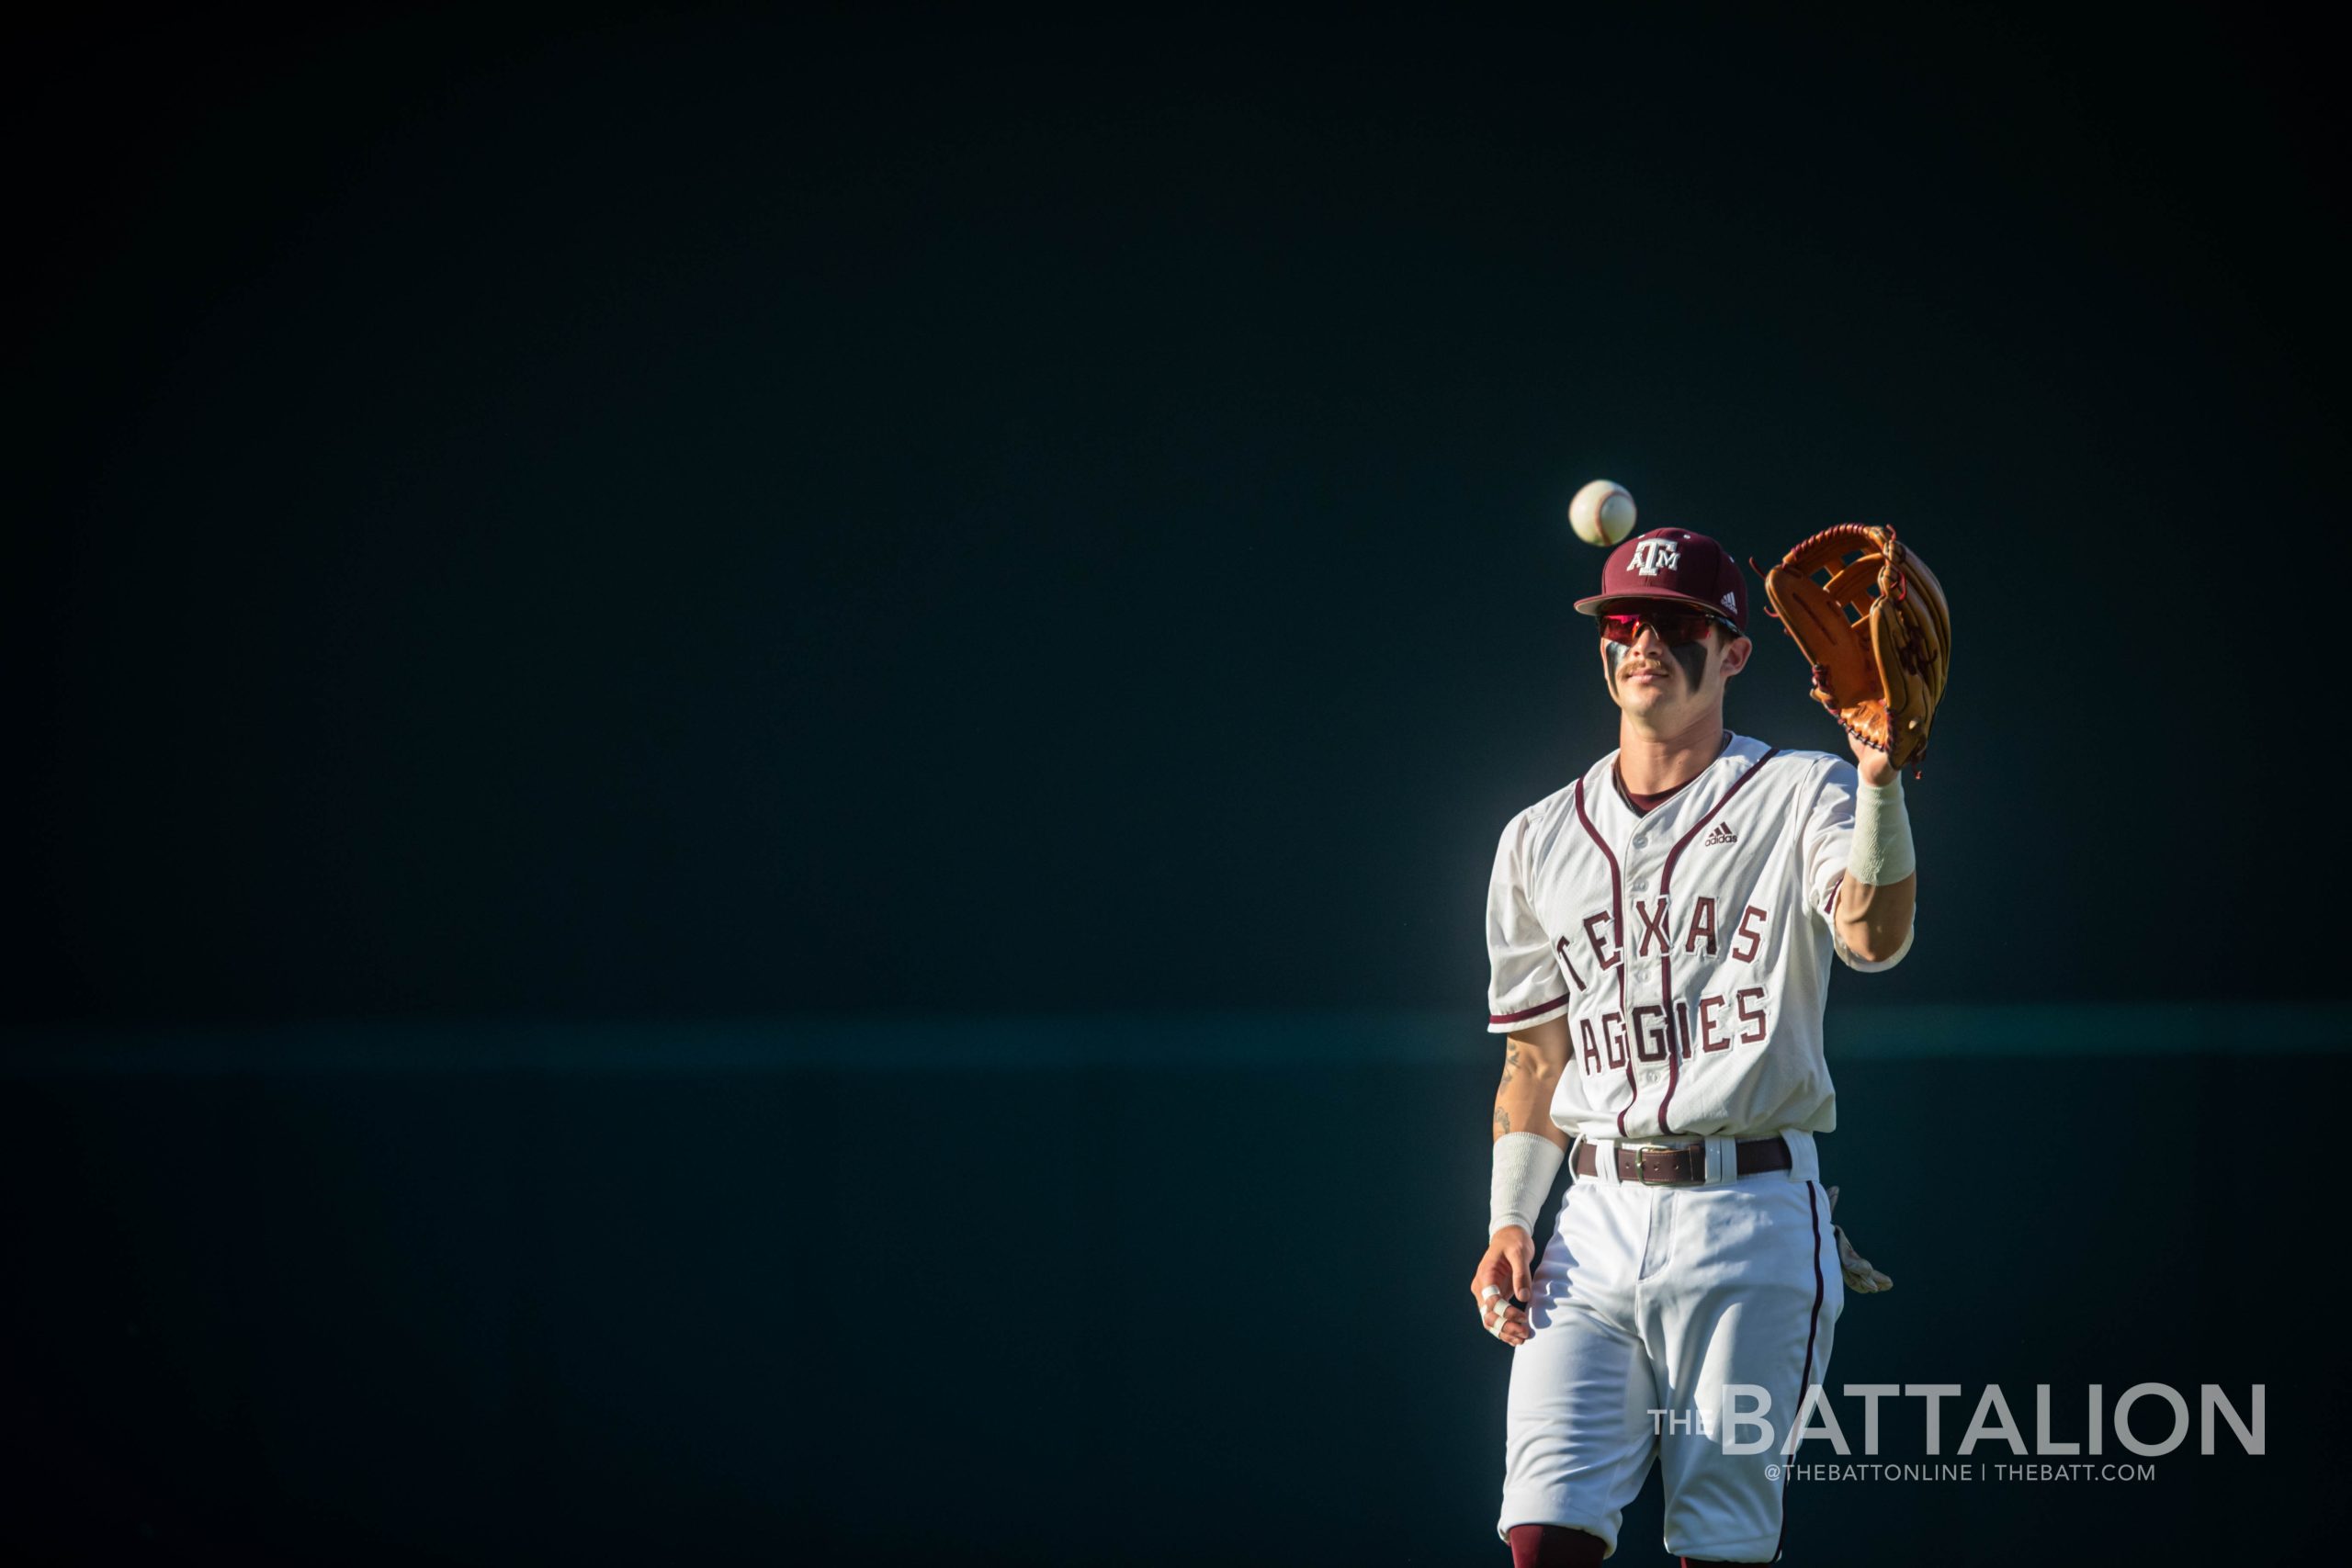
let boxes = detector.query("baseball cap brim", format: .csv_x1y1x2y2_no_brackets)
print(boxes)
1573,588,1746,626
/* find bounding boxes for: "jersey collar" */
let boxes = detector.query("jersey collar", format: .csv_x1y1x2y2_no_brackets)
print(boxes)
1587,731,1767,843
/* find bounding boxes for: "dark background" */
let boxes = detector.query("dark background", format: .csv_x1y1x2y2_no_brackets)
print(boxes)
6,5,2345,1563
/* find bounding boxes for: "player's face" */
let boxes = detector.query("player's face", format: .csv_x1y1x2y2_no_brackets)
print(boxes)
1599,607,1748,719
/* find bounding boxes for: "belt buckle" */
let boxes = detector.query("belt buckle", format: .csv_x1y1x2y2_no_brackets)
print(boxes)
1630,1145,1679,1185
1627,1146,1702,1184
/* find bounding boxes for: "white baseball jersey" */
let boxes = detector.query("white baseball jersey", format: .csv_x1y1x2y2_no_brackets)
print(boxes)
1484,732,1910,1143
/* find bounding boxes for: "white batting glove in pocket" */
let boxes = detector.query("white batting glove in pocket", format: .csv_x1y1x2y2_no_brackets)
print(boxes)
1826,1185,1894,1294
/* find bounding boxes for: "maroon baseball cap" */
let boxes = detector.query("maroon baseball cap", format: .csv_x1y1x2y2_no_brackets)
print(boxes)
1574,527,1749,634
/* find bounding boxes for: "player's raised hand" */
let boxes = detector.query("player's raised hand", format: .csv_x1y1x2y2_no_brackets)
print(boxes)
1847,728,1897,786
1470,1228,1536,1347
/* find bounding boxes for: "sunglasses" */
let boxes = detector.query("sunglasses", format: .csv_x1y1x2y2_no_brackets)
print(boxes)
1597,605,1736,647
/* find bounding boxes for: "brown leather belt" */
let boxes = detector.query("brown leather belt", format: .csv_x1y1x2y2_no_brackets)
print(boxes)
1571,1135,1792,1186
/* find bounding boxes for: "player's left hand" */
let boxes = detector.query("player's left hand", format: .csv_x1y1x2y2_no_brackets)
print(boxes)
1847,730,1897,786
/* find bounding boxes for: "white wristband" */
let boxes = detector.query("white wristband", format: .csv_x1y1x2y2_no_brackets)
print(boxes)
1489,1132,1566,1236
1848,774,1916,886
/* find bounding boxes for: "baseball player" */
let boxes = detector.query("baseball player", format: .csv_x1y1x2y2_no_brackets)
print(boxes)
1468,526,1921,1565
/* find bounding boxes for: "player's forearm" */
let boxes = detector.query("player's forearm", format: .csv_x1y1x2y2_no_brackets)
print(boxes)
1836,770,1917,963
1835,869,1916,962
1491,1033,1570,1149
1488,1028,1571,1242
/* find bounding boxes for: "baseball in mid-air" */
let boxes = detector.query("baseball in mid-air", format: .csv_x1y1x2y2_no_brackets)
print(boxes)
1568,479,1637,547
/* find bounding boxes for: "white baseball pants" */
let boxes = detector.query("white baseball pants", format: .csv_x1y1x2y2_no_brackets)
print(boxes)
1498,1132,1842,1562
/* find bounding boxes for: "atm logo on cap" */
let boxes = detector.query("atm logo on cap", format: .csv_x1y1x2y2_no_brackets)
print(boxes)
1630,539,1679,576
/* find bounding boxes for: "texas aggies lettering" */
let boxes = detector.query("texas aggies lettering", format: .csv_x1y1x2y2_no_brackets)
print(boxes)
1550,899,1772,1078
1486,733,1905,1144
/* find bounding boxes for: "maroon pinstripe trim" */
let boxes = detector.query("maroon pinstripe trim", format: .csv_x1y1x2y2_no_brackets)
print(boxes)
1571,776,1634,1138
1654,747,1779,1134
1490,994,1571,1026
1778,1178,1827,1561
1611,963,1629,1130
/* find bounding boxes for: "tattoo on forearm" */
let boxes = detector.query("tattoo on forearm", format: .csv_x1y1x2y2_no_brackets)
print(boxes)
1493,1106,1511,1134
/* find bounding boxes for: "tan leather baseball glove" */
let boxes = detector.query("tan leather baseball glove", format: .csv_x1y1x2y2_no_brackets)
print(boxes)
1758,525,1951,772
